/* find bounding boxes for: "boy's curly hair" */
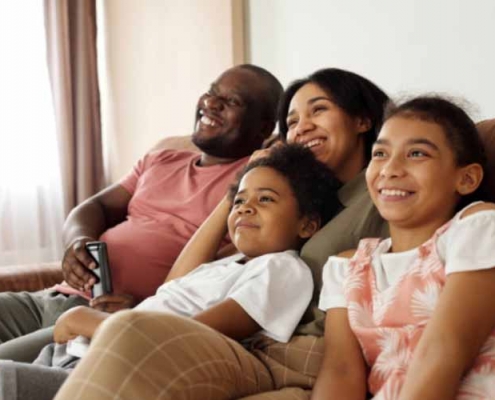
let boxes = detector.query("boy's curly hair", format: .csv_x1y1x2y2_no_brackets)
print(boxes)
229,144,342,226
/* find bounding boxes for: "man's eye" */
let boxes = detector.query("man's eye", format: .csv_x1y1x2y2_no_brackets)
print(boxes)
227,97,242,107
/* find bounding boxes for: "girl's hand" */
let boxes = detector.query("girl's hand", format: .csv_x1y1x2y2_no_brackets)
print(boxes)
90,293,135,313
53,306,109,343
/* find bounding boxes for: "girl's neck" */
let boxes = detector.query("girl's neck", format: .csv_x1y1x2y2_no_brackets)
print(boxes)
388,217,451,253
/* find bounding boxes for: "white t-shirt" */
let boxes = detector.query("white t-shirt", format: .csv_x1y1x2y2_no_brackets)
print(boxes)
137,250,313,343
319,207,495,310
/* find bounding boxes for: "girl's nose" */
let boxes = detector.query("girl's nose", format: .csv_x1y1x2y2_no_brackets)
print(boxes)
237,202,254,215
380,156,406,178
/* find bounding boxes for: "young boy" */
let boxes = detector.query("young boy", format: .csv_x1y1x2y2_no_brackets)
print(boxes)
0,144,342,400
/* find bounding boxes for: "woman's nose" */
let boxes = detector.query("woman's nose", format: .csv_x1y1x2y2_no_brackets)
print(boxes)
295,116,315,136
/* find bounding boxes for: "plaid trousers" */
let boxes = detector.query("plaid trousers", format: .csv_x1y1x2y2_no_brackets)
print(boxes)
54,311,324,400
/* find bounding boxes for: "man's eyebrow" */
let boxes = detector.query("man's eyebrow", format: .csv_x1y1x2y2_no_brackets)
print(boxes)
287,96,332,117
373,137,440,151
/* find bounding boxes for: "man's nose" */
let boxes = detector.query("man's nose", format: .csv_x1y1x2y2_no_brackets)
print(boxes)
203,94,224,112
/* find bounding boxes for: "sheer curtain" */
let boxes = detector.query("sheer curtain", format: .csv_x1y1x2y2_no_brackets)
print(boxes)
0,2,64,266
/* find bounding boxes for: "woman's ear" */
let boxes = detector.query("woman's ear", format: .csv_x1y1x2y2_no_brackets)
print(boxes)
355,117,372,134
298,216,320,239
456,163,484,195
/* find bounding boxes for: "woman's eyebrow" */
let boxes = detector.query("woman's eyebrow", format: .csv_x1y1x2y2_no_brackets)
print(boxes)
288,96,331,117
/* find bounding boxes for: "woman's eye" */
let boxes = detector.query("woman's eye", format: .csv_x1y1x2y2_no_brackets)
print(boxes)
287,119,297,128
312,105,327,114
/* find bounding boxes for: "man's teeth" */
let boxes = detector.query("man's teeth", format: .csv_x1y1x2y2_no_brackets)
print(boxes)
304,139,325,148
381,189,409,197
201,115,217,127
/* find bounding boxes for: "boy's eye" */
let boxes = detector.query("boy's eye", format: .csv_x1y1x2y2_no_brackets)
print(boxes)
259,195,274,203
409,149,428,158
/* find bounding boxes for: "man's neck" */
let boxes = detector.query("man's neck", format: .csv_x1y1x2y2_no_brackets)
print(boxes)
197,153,239,167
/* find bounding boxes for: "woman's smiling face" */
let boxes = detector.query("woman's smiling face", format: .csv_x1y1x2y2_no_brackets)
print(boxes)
285,83,368,182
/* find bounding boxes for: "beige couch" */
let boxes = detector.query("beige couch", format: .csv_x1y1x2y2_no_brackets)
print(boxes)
1,120,495,292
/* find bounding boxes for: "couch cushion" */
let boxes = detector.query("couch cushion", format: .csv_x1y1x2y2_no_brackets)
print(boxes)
477,119,495,202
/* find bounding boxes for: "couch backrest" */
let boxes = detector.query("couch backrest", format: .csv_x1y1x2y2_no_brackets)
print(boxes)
477,119,495,202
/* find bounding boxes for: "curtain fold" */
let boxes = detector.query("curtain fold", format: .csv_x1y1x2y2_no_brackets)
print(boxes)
44,0,104,216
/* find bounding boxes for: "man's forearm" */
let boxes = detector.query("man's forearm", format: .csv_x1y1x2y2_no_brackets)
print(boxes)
62,200,108,247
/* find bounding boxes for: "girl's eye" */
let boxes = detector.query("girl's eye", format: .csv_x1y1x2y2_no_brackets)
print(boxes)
372,149,386,158
233,198,245,206
259,196,274,203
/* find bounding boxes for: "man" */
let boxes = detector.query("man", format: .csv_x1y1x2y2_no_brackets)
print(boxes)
0,64,283,362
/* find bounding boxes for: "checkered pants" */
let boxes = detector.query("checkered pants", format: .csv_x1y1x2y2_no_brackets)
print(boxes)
54,311,323,400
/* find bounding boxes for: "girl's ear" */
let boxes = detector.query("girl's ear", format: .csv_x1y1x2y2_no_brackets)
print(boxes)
456,163,484,195
298,216,320,239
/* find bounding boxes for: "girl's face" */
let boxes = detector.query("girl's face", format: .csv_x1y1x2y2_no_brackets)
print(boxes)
285,83,369,182
227,167,316,258
366,116,467,231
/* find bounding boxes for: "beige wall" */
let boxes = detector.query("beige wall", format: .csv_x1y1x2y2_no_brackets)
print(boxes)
98,0,245,182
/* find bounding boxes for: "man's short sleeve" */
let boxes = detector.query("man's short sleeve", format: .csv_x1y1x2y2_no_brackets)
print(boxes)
228,252,313,343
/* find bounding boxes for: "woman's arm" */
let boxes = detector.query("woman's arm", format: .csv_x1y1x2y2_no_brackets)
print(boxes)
397,267,495,400
166,196,233,282
311,308,368,400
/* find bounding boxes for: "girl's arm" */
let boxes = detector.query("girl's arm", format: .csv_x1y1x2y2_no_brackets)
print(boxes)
397,267,495,400
193,298,261,340
166,196,232,282
311,308,368,400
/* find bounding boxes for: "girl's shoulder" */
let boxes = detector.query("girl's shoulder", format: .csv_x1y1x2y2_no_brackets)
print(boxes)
459,201,495,219
336,249,357,259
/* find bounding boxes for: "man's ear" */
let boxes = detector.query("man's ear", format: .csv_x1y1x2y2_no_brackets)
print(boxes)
259,120,276,140
298,216,320,240
456,163,484,195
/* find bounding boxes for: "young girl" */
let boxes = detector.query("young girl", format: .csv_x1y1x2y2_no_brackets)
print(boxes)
313,96,495,400
0,144,341,400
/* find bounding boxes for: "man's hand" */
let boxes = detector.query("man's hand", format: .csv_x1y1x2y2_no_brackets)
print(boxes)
90,294,136,313
62,237,98,291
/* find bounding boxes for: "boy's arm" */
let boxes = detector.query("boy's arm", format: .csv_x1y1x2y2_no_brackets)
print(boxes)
53,306,110,343
397,267,495,400
166,196,232,282
193,298,261,340
311,308,368,400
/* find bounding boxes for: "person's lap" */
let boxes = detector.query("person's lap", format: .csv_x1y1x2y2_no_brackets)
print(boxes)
0,290,88,362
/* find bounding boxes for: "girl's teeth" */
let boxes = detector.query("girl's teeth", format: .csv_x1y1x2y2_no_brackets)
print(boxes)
381,189,409,197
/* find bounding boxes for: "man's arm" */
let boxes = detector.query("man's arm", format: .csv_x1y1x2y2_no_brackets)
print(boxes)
166,196,232,282
61,183,132,291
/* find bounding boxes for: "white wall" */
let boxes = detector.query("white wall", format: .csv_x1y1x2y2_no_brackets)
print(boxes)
247,0,495,120
98,0,240,182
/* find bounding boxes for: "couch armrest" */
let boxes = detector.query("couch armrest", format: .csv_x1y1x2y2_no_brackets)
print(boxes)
0,262,63,292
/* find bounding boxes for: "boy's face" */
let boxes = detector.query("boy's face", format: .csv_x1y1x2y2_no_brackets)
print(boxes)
227,166,316,258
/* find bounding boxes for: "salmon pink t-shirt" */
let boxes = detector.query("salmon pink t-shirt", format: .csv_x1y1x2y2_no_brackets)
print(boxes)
56,149,247,302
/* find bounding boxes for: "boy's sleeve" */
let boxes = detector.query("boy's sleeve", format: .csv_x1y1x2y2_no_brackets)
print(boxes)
228,252,313,343
318,256,349,311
